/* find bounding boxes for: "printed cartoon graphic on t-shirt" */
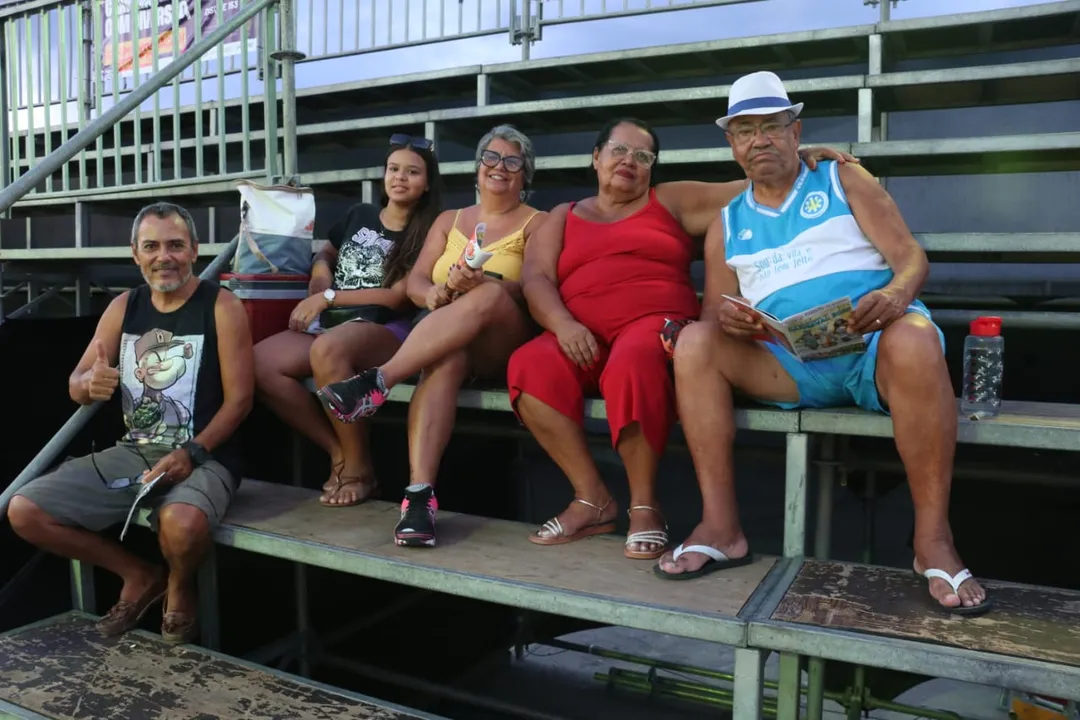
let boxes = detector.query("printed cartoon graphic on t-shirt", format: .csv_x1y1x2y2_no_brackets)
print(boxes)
334,226,395,290
119,328,204,447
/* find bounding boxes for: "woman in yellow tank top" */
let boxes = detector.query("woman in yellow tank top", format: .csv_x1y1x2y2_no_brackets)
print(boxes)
318,124,547,546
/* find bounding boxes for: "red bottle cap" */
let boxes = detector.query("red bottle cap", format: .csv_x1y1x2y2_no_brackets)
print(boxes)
969,316,1002,337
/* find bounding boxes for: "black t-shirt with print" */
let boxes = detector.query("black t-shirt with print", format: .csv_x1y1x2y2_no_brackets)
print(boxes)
327,203,403,291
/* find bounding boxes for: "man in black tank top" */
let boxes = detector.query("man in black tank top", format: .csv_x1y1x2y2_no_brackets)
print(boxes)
8,202,255,645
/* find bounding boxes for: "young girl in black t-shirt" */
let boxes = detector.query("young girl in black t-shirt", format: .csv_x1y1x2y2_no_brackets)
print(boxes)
253,135,444,506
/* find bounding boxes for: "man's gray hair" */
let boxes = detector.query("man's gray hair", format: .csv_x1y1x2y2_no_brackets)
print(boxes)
130,201,199,246
475,123,536,193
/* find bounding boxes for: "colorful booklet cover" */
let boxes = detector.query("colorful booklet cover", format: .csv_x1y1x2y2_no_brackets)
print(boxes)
722,295,867,362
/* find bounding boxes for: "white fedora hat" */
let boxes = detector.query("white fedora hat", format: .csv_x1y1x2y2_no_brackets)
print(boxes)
716,71,804,130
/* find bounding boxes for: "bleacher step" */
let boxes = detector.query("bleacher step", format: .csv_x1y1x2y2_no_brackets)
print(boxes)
768,560,1080,687
0,612,440,720
136,479,776,645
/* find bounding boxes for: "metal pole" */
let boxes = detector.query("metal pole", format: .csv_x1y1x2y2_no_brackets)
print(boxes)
0,236,240,518
520,0,531,61
0,23,10,197
261,7,279,180
0,0,278,215
271,0,303,180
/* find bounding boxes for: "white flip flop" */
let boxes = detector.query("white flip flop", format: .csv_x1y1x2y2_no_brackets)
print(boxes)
653,543,755,581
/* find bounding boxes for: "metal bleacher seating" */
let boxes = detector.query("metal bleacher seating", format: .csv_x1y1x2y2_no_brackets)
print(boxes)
2,1,1080,718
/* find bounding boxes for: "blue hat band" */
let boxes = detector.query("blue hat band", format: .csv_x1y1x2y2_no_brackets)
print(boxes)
726,95,791,116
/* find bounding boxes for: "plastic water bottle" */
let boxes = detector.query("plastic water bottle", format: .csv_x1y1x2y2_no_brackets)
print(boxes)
960,316,1004,420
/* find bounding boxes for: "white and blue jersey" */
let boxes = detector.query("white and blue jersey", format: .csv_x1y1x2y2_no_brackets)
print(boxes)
721,160,940,412
723,160,929,322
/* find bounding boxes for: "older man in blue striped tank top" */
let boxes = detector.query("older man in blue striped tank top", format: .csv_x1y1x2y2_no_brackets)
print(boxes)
655,71,990,616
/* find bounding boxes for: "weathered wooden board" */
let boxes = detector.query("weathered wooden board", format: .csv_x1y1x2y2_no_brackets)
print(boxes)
0,614,431,720
772,560,1080,668
221,480,774,619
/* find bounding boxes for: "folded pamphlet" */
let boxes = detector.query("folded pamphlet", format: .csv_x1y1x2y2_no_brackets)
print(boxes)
119,472,166,541
723,295,867,362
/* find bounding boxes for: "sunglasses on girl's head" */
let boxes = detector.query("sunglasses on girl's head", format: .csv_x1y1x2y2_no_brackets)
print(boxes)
389,133,435,152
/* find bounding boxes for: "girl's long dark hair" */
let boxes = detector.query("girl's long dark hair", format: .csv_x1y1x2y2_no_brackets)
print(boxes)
381,144,444,288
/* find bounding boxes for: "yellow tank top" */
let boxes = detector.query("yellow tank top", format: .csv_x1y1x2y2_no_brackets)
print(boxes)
431,208,541,285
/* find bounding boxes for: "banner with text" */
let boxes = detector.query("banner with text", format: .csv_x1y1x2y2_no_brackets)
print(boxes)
101,0,260,78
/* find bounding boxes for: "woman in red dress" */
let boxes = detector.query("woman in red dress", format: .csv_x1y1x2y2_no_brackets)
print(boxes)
508,118,853,559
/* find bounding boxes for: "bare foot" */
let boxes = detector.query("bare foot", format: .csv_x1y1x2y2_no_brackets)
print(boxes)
655,522,748,577
320,475,378,506
914,536,987,610
625,505,667,557
531,494,617,543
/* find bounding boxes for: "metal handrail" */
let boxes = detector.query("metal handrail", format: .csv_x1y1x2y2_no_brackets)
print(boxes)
0,0,278,215
0,237,239,518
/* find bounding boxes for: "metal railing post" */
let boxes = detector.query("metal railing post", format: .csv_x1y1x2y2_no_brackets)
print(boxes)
261,7,280,180
271,0,303,180
0,21,9,198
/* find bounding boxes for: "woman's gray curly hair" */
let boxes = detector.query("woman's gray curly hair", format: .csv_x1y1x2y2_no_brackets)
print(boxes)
475,124,536,200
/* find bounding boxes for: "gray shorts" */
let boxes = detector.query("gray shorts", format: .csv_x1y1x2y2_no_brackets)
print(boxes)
15,442,237,534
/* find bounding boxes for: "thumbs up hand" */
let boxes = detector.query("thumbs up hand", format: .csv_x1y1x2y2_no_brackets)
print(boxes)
87,339,121,402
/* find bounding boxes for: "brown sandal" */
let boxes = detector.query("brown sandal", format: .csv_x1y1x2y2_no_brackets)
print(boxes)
624,505,668,560
94,572,167,637
322,459,345,493
320,476,378,507
529,497,616,546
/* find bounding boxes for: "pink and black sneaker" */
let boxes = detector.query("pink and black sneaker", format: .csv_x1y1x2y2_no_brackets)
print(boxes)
317,368,388,423
394,484,438,547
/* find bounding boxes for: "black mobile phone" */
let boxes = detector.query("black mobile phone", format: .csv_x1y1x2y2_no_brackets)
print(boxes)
483,271,504,280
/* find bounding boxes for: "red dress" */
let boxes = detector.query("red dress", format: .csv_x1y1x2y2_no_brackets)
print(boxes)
507,188,701,455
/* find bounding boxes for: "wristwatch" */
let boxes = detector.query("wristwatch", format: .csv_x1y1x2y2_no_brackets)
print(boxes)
323,288,337,307
181,441,211,467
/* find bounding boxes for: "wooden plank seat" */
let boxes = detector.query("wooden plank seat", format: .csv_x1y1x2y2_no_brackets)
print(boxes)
0,611,443,720
751,559,1080,702
136,480,775,646
801,399,1080,451
300,379,802,433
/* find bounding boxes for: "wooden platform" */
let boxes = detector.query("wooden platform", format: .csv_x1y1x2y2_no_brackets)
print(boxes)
0,612,441,720
771,560,1080,668
144,480,776,645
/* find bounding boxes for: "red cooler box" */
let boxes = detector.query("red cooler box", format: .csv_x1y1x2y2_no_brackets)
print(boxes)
220,273,310,344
